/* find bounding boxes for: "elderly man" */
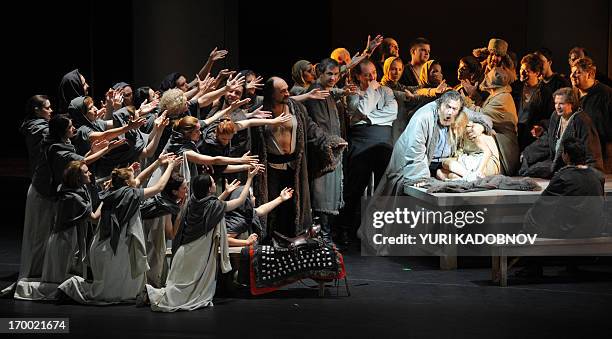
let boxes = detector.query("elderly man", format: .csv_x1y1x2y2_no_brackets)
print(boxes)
570,57,612,173
251,77,347,238
338,59,398,245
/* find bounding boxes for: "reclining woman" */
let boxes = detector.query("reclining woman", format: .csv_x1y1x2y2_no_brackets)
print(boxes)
436,111,501,181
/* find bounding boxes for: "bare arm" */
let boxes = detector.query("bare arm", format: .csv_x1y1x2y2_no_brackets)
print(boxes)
255,188,293,216
185,150,258,166
90,201,103,221
235,112,291,130
224,166,261,211
143,156,179,199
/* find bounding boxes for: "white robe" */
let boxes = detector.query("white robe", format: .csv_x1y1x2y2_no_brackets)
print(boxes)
146,218,231,312
58,213,149,304
12,184,57,300
143,215,170,288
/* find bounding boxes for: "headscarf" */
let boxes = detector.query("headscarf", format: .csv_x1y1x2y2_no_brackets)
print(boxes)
59,69,85,114
419,60,436,87
67,96,104,132
172,194,226,253
99,186,144,253
291,60,311,87
53,185,92,233
380,56,402,87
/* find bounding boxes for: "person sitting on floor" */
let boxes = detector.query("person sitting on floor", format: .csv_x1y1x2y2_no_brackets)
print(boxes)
146,165,262,312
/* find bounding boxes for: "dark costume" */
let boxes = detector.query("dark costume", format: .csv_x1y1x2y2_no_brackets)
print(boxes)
58,69,86,114
20,118,48,177
520,109,603,178
523,166,605,238
578,81,612,172
251,99,345,237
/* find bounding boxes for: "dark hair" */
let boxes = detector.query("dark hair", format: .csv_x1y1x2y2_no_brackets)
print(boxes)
237,70,257,99
316,58,339,74
535,47,553,62
25,95,50,119
63,160,87,188
569,46,588,58
562,136,587,165
162,171,185,197
262,77,277,111
409,37,430,52
191,174,213,199
134,86,152,108
49,114,71,140
572,57,597,74
351,59,375,84
520,53,544,74
458,56,483,83
553,87,579,108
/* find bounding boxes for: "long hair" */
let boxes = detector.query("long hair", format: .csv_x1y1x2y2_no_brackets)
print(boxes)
63,160,87,188
48,114,72,140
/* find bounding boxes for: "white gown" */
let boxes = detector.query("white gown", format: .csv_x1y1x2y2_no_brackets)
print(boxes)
58,213,149,304
146,218,231,312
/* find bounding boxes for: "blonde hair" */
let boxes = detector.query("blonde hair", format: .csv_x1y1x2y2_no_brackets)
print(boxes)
160,88,186,113
451,111,469,155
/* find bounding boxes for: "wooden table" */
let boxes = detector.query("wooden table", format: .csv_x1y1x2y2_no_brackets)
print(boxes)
402,176,612,270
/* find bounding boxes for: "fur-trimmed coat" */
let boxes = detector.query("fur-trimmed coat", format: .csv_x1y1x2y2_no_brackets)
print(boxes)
251,99,346,234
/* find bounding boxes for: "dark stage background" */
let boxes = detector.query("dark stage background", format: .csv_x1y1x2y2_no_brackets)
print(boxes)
3,0,611,161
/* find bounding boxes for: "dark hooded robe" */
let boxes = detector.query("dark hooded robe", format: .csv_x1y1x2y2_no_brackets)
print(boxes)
20,117,48,178
251,98,345,237
67,96,106,156
59,69,86,114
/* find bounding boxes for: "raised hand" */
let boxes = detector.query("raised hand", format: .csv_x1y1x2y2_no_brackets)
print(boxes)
90,139,110,153
224,179,241,194
306,88,330,100
154,110,170,129
129,162,141,174
225,73,245,91
246,75,264,91
209,47,228,61
229,98,251,110
127,115,147,129
248,163,264,178
137,98,160,116
240,151,259,165
365,34,383,55
271,112,292,125
245,106,272,119
435,80,449,94
112,90,124,110
279,187,294,201
158,152,176,165
197,73,215,94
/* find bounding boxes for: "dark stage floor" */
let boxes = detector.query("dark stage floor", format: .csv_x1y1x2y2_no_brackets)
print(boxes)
1,177,612,338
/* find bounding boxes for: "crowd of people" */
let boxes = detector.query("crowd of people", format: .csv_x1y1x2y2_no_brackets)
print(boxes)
9,34,612,311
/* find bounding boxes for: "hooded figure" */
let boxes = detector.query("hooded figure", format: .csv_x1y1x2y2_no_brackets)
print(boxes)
58,185,149,305
59,69,86,114
147,182,231,312
68,96,106,156
290,60,313,96
159,72,182,92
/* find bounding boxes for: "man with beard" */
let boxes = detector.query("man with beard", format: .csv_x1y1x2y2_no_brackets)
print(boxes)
250,77,347,238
